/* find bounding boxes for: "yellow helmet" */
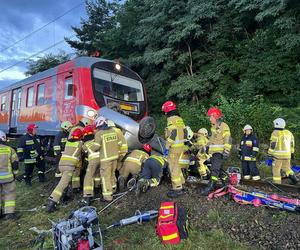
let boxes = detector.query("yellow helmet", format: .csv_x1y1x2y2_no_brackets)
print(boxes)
61,121,72,131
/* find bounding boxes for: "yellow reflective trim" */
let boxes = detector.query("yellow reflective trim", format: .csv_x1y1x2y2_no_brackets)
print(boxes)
159,214,173,219
0,174,13,179
222,132,230,137
72,177,80,181
54,146,61,150
67,172,73,177
102,191,112,196
273,176,281,180
100,155,119,162
65,141,80,148
17,148,24,152
211,176,218,181
53,190,62,196
160,205,174,209
4,200,15,207
150,155,164,166
84,186,94,191
25,140,34,145
253,147,259,152
162,232,179,241
94,178,101,181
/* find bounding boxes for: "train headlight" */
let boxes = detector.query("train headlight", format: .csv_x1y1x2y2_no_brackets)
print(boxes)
115,63,121,71
87,110,96,118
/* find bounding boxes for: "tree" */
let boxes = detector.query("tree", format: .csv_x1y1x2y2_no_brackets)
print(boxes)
25,51,71,76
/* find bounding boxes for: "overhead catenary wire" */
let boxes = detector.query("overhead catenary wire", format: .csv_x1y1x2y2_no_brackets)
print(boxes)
0,2,84,53
0,35,76,74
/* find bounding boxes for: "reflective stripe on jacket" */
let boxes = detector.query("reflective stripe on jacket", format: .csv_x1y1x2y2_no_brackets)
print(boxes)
208,122,232,154
268,129,294,159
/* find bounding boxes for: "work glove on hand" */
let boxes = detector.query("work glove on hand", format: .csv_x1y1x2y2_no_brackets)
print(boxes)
223,151,230,160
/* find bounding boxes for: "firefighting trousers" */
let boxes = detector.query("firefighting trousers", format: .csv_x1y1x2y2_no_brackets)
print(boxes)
198,153,210,177
83,159,100,197
119,162,141,179
49,166,74,203
210,153,225,182
272,159,294,184
100,160,117,201
94,171,101,188
72,160,82,189
111,154,126,190
0,181,16,214
24,159,45,181
141,158,163,186
54,154,62,178
178,152,190,169
241,161,259,177
168,150,185,190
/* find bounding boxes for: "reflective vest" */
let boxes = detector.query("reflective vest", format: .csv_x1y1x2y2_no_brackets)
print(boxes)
93,128,119,162
83,139,100,161
239,133,259,161
17,133,43,164
0,145,18,183
53,130,68,156
59,140,83,167
165,115,186,152
124,149,149,167
268,129,294,159
208,122,232,154
114,127,128,155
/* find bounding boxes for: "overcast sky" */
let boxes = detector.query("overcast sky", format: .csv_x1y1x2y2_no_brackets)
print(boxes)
0,0,87,88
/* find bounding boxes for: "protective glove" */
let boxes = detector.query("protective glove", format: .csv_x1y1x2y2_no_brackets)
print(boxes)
163,149,169,157
291,153,295,160
223,151,230,160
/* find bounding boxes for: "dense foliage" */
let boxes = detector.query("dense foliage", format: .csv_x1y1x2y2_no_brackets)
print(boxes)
28,0,300,144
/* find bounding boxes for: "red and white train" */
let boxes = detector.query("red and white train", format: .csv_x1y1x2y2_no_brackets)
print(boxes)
0,56,147,136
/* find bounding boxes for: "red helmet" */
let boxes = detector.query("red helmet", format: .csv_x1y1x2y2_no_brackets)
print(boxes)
143,144,152,153
82,125,94,137
27,124,38,134
207,107,223,119
70,128,83,140
162,101,176,113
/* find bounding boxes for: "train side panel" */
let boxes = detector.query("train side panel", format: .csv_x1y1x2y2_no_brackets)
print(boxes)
0,90,12,133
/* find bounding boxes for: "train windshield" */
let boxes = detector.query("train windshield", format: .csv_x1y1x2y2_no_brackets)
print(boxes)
93,68,144,102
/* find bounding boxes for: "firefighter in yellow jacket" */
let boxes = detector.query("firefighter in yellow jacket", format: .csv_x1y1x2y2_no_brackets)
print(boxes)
69,117,91,190
118,144,152,191
107,120,128,193
162,101,187,198
91,116,120,202
47,128,83,212
81,125,98,205
0,131,19,220
200,107,232,196
268,118,298,185
195,128,210,179
178,126,193,170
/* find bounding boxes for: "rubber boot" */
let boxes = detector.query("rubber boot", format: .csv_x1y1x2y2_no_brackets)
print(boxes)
24,176,32,186
167,189,184,198
118,176,126,192
135,179,149,196
3,213,17,220
288,174,299,185
47,200,57,213
200,181,216,196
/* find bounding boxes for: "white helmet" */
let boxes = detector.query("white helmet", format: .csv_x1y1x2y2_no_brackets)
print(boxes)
94,116,107,128
243,124,253,131
185,126,194,140
273,118,286,129
80,117,91,127
107,120,116,127
0,131,6,141
198,128,208,136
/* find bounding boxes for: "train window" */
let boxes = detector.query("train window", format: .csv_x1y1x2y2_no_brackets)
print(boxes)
64,77,74,100
27,87,34,107
93,68,144,102
37,84,45,105
1,95,6,111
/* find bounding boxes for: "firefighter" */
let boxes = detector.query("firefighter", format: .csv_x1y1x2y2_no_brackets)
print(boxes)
69,117,91,190
82,125,99,205
53,121,73,180
135,155,167,196
47,128,83,212
200,107,232,196
195,128,210,179
17,124,45,186
91,116,119,202
118,144,152,191
107,120,128,193
0,131,19,220
162,101,186,198
239,125,260,181
268,118,298,185
178,126,193,170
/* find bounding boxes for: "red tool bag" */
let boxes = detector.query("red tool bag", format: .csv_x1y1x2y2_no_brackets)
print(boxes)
156,202,188,245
